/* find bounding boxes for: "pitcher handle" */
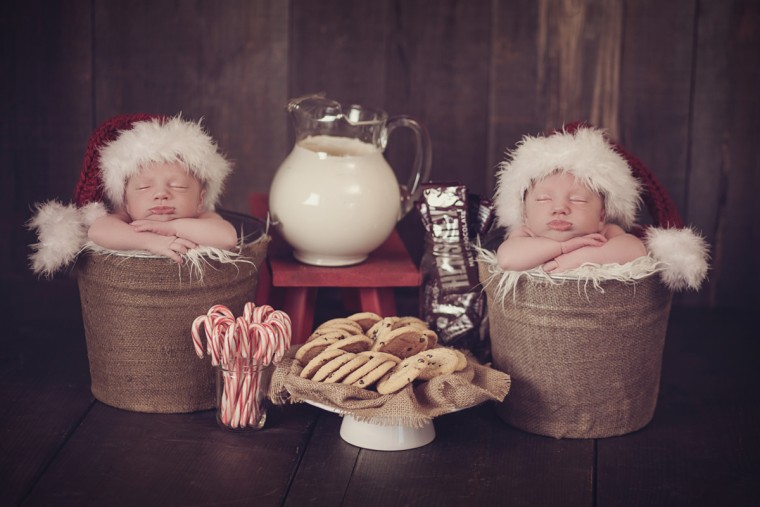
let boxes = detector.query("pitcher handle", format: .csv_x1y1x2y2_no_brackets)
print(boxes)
386,116,432,218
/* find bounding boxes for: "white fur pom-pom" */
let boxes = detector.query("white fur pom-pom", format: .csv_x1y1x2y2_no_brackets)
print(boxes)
79,201,107,226
27,200,89,277
645,227,710,291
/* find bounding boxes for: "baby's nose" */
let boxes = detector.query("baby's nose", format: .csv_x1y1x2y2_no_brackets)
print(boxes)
154,187,170,199
553,201,570,214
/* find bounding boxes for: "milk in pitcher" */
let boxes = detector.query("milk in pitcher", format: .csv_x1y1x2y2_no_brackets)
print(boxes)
269,135,401,266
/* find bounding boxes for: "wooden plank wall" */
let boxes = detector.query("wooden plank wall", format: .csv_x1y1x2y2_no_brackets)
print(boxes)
2,0,757,309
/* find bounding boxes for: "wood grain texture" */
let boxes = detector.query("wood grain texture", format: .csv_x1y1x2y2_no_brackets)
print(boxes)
1,279,92,506
488,0,543,192
289,0,389,105
386,0,492,196
93,0,289,212
283,412,361,506
3,277,760,505
2,0,758,308
341,405,593,506
596,307,760,506
687,0,760,308
618,0,696,213
1,0,93,278
23,403,318,507
536,0,623,137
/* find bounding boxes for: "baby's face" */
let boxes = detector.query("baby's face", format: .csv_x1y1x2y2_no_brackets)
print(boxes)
523,171,604,241
124,161,205,221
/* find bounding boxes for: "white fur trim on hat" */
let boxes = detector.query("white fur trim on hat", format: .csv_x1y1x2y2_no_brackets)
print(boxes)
494,126,642,233
645,226,710,291
99,115,231,211
27,200,107,277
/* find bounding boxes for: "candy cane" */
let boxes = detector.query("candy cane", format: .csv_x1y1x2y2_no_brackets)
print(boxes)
208,304,233,319
235,316,251,359
240,370,252,427
191,302,292,429
250,369,262,427
243,302,256,324
253,304,274,324
249,323,274,365
268,317,291,363
191,315,208,358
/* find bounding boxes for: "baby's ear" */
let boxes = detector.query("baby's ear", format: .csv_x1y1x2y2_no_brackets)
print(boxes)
198,188,207,210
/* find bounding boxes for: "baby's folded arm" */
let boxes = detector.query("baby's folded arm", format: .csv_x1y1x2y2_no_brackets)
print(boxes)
168,214,237,250
497,234,563,271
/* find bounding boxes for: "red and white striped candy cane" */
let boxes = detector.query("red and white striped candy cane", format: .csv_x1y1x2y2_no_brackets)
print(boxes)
235,316,251,359
192,302,292,429
210,315,234,366
252,304,274,324
191,315,208,359
249,322,274,365
208,304,233,319
267,311,292,363
242,302,256,325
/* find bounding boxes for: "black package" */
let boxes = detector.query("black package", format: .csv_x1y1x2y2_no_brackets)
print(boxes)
416,184,494,361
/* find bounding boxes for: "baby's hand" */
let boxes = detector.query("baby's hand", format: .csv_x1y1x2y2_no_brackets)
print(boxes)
148,235,198,264
560,233,607,254
131,219,177,237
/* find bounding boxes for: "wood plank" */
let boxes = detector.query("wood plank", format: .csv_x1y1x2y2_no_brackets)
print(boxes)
596,307,760,505
618,0,696,222
385,0,492,197
341,404,593,506
283,412,361,506
0,383,93,506
195,0,290,211
488,0,543,191
93,0,289,213
687,0,760,308
24,403,318,506
289,0,389,106
383,0,492,262
269,231,419,287
534,0,624,137
490,0,626,180
0,0,93,279
1,278,93,506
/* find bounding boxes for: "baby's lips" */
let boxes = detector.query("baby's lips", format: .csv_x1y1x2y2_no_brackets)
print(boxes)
548,219,572,231
149,206,175,215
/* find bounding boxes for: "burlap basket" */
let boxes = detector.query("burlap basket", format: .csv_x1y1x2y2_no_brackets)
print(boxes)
480,266,671,438
76,211,270,413
481,132,684,439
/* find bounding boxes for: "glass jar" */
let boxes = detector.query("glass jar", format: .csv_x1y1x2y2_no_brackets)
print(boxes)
215,360,272,431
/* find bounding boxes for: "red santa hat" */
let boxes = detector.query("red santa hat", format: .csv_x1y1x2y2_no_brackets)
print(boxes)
493,122,709,291
28,113,232,277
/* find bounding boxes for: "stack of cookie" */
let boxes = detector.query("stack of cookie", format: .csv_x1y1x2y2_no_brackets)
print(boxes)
296,312,468,395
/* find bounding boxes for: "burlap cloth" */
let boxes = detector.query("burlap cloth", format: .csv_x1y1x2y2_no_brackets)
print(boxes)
77,235,270,413
479,260,672,438
270,348,511,428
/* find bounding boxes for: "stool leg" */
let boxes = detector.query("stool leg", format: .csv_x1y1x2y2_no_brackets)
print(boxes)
358,288,397,317
283,287,318,345
254,260,273,306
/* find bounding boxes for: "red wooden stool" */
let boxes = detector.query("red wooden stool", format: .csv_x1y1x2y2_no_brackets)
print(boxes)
250,194,421,344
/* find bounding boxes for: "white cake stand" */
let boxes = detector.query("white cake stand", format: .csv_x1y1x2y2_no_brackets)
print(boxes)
305,400,435,451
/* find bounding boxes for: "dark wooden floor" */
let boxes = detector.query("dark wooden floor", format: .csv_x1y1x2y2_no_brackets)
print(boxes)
2,277,759,507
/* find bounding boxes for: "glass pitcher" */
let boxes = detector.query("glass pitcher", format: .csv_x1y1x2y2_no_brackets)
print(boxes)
269,94,431,266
